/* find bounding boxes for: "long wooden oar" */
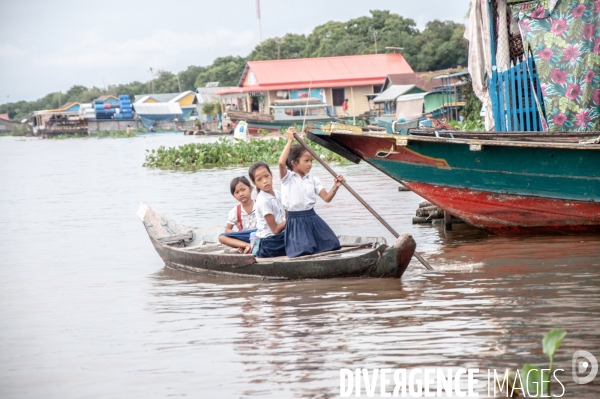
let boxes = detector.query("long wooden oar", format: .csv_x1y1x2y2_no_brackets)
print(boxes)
293,132,434,271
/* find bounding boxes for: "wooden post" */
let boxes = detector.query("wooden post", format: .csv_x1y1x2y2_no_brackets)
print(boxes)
351,86,356,125
444,210,452,231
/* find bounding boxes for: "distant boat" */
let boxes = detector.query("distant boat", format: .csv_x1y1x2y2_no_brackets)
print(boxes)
138,202,416,279
306,123,600,234
227,99,334,134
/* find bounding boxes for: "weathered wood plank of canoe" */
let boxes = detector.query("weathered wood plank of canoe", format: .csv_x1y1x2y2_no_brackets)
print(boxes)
138,202,416,279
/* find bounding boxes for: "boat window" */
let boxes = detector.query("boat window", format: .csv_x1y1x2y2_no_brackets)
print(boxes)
285,108,293,116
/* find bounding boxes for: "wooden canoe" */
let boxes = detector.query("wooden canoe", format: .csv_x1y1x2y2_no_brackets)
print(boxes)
138,202,416,280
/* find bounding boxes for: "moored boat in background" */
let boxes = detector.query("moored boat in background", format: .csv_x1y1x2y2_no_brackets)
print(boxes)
306,123,600,234
227,99,333,134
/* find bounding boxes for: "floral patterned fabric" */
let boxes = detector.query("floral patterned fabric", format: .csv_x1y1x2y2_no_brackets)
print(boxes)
513,0,600,131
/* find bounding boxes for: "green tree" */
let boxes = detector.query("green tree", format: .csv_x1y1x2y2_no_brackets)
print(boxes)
179,65,206,91
411,20,468,71
152,70,179,93
64,85,89,103
194,56,247,87
248,33,308,60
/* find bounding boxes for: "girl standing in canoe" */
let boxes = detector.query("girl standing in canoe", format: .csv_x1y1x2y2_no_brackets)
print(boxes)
279,127,345,258
218,176,257,253
248,161,287,258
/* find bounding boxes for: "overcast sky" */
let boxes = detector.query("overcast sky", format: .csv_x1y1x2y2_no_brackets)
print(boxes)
0,0,470,103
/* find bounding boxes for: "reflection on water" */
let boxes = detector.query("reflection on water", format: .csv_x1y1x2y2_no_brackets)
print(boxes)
0,135,599,398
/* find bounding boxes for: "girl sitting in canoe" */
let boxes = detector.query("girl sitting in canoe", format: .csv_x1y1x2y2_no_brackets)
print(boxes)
218,176,258,254
278,127,345,257
248,161,287,258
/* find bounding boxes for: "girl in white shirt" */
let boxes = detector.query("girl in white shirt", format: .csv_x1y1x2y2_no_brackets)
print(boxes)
248,161,287,258
278,127,345,257
218,176,257,253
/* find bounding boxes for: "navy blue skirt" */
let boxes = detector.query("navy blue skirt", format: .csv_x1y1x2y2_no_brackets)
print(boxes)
256,231,286,258
219,228,257,243
285,208,340,258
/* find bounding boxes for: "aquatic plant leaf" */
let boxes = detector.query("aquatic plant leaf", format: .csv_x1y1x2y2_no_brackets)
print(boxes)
521,364,549,398
543,329,566,360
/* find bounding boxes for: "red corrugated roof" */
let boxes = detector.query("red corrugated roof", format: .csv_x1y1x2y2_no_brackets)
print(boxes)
216,53,413,95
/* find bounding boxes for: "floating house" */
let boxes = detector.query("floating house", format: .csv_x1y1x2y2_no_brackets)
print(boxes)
96,95,119,106
133,103,183,128
374,69,471,121
0,113,16,133
372,84,427,118
134,91,198,120
31,102,83,134
196,84,235,121
215,53,415,117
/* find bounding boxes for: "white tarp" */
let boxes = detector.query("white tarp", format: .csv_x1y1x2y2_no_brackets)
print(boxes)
133,103,183,115
395,93,426,120
464,0,495,131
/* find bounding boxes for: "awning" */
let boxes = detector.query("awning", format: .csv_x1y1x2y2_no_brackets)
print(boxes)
133,103,183,115
395,94,426,120
373,85,417,103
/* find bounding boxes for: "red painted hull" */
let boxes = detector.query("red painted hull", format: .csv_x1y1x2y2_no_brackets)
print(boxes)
404,182,600,235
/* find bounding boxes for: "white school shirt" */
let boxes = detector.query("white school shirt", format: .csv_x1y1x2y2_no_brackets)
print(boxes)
226,201,257,231
280,170,324,211
255,190,286,238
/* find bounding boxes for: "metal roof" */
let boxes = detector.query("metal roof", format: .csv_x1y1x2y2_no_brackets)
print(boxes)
133,103,183,115
168,91,197,105
134,93,181,103
433,70,470,79
396,92,428,102
373,85,420,103
216,53,413,95
195,86,236,103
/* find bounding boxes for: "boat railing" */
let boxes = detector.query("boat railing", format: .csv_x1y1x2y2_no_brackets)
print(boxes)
490,57,547,132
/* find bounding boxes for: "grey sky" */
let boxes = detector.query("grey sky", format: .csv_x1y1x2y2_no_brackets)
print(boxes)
0,0,471,103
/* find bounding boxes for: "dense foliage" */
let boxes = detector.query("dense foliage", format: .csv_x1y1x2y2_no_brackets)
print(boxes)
143,137,348,169
1,10,469,122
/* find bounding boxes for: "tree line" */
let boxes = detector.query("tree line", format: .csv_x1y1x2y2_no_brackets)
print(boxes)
1,10,468,122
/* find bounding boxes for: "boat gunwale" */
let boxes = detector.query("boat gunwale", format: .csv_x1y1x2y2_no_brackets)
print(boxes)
327,130,600,151
138,202,408,280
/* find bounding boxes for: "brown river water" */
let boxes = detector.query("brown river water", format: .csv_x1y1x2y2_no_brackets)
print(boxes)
0,134,598,398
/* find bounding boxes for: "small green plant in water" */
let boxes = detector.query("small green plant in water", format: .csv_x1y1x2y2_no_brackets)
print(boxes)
499,329,566,398
143,137,348,169
97,129,144,138
49,133,89,139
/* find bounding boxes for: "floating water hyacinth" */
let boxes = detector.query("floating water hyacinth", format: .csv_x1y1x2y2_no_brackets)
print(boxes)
143,137,348,169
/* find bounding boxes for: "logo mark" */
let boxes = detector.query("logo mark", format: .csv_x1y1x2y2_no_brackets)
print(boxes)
572,350,598,384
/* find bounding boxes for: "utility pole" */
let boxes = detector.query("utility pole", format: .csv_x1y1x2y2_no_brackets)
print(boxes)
148,67,154,93
256,0,262,43
6,95,9,118
372,31,378,54
176,73,182,93
276,37,282,59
